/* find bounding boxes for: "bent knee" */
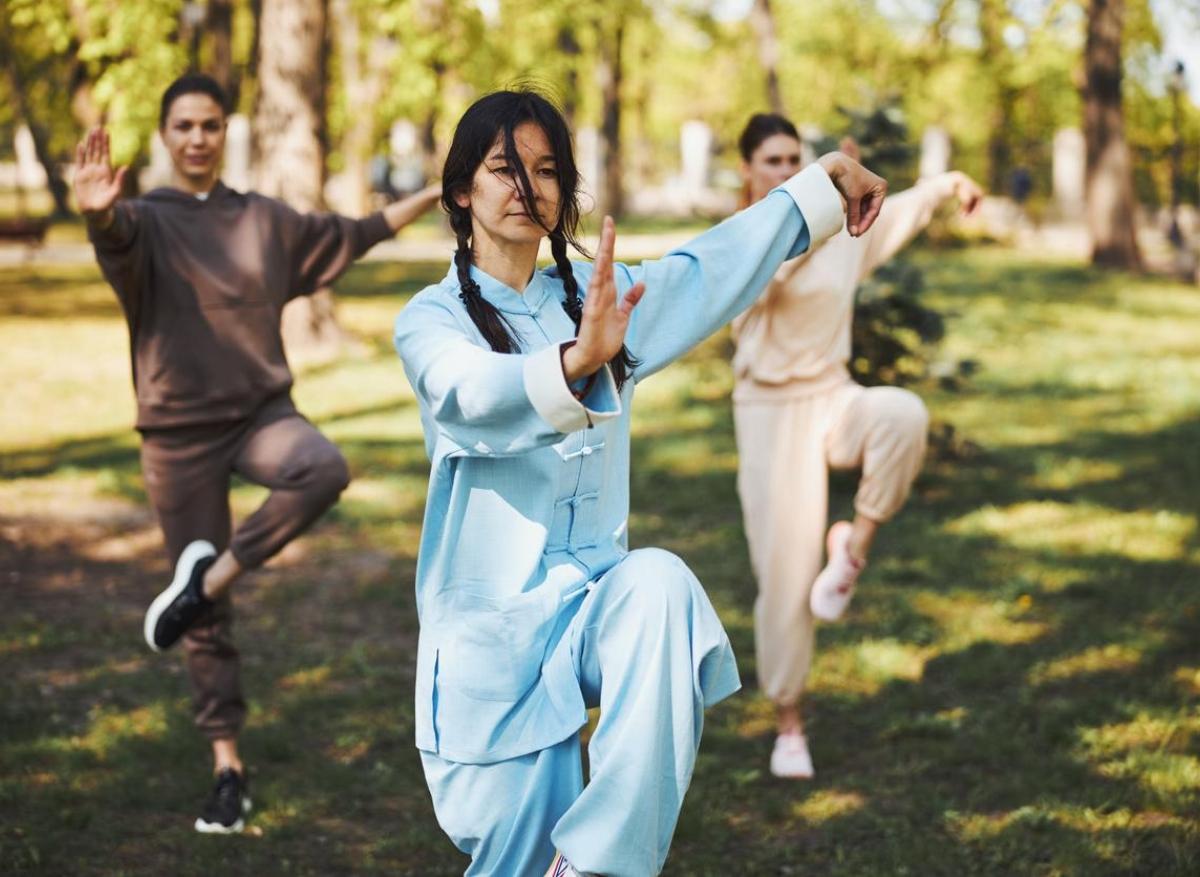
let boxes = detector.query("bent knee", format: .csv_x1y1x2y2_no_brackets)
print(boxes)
310,447,352,497
874,388,929,438
614,548,699,612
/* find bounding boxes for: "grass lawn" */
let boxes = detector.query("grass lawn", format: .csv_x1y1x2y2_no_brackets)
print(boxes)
1,246,1197,875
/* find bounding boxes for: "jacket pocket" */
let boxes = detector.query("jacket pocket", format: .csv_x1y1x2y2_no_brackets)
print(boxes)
437,587,557,702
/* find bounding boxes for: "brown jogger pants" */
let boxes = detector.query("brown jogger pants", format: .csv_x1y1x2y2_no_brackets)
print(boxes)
138,394,351,740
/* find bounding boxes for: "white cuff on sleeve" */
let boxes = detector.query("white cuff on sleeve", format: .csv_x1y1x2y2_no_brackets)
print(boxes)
523,343,622,434
778,163,846,246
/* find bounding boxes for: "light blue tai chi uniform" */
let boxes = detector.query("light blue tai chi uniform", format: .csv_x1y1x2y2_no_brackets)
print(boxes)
393,165,844,877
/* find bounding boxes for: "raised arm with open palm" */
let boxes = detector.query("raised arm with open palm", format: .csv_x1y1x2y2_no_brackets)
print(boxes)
73,127,129,229
561,216,646,382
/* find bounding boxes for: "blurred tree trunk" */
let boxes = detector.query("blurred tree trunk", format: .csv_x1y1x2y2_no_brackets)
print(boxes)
556,23,580,126
1083,0,1141,269
0,20,72,217
596,17,625,219
254,0,345,356
749,0,783,115
206,0,237,104
978,0,1015,193
415,0,449,181
65,1,102,129
333,0,394,216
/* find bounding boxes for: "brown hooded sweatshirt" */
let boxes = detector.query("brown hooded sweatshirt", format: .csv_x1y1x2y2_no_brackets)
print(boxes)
89,182,391,429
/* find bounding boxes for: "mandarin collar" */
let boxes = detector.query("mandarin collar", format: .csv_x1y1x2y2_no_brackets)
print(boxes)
443,261,555,316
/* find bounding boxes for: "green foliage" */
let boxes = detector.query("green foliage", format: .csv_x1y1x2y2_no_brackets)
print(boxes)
851,259,946,387
79,0,189,163
0,0,1197,215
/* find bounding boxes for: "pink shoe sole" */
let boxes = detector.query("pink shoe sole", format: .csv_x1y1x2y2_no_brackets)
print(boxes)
809,521,862,622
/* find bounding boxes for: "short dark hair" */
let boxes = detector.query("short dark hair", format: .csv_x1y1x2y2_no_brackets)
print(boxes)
738,113,800,162
159,74,229,128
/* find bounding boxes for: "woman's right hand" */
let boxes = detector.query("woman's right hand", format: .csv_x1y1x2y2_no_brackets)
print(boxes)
73,127,128,226
561,216,646,381
816,151,887,237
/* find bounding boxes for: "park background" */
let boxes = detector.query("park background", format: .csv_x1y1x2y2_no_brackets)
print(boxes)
2,0,1200,874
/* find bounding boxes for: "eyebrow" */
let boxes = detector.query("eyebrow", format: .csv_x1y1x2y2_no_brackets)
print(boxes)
485,152,556,164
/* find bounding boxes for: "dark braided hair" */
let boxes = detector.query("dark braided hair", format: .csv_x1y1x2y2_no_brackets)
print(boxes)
442,88,637,388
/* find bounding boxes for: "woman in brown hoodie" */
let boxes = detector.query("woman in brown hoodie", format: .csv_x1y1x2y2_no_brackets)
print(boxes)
74,73,440,833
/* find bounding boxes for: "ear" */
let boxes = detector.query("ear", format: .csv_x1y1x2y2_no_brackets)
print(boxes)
453,185,471,210
739,161,751,185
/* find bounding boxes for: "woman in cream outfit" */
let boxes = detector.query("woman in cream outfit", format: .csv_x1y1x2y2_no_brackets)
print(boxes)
730,114,983,779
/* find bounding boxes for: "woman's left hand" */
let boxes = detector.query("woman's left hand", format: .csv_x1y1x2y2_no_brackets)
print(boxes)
949,171,984,216
816,151,887,237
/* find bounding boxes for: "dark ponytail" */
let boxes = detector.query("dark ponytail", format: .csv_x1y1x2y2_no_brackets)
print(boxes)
442,88,637,389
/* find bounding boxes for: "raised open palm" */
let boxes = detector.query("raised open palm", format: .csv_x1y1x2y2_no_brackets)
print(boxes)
562,216,646,382
73,127,128,217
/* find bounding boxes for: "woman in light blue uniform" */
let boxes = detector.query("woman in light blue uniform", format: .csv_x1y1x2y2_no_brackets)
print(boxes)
393,90,885,877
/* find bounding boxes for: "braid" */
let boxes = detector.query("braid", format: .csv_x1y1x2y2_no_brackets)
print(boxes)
551,233,583,326
454,228,521,354
550,231,638,390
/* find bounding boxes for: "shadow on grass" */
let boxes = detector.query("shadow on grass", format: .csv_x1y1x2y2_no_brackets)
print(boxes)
629,407,1199,876
0,521,458,876
4,250,1199,874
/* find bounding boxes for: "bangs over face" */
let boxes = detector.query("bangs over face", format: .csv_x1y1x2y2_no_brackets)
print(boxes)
443,89,587,255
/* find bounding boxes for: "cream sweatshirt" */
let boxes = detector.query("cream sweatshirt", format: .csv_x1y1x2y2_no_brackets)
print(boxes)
731,172,960,401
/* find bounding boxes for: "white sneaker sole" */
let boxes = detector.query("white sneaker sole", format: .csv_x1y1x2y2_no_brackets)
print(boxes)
143,539,216,652
194,816,244,834
193,796,252,835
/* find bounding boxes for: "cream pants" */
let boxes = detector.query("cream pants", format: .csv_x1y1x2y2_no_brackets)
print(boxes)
734,381,928,706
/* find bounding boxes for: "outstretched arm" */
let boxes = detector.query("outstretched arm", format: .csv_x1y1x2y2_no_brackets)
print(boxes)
74,127,129,233
857,170,983,279
382,183,442,234
284,185,442,297
600,153,886,380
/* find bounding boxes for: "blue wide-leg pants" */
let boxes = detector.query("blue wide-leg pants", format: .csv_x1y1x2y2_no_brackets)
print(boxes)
420,548,741,876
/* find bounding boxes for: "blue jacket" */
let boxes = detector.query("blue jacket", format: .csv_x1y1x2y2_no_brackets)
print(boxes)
394,165,844,763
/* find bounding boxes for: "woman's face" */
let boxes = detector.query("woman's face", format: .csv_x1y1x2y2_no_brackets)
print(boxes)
161,93,227,190
742,132,802,205
457,121,562,251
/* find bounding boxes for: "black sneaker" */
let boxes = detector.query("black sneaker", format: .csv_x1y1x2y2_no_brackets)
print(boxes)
194,767,251,834
143,540,217,652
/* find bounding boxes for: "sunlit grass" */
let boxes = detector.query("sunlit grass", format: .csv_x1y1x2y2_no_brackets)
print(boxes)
792,789,867,824
947,501,1196,562
3,247,1199,874
1029,644,1146,686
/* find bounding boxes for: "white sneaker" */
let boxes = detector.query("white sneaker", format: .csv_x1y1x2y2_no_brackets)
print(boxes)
770,731,814,779
545,851,584,877
809,521,865,622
